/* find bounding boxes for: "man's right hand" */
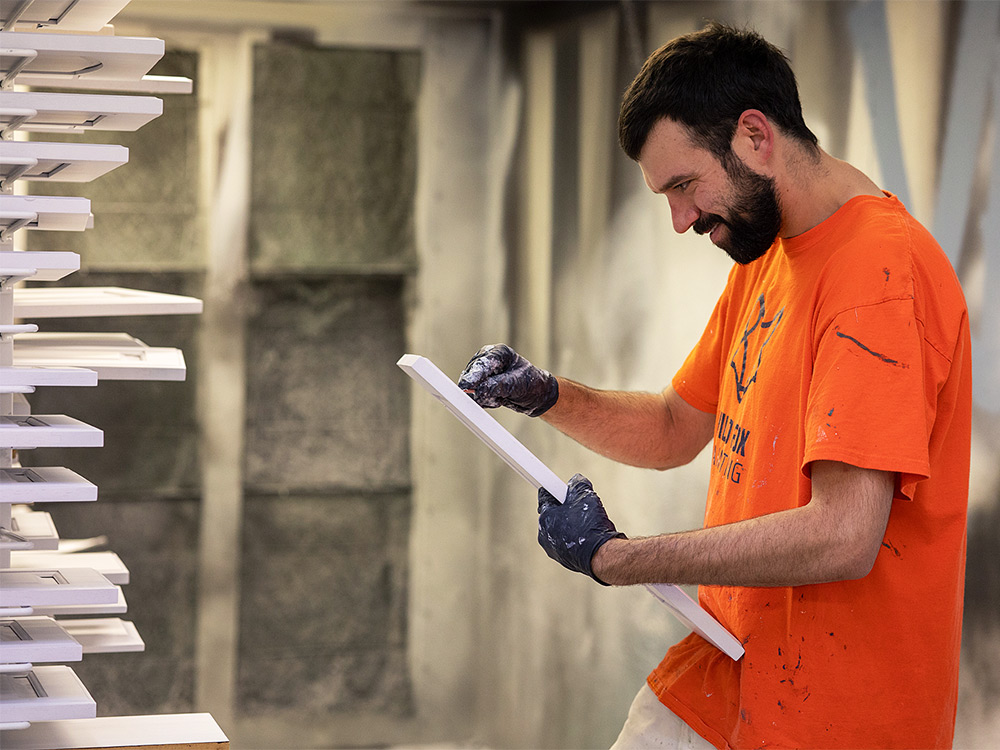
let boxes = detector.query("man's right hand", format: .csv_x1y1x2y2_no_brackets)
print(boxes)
457,344,559,417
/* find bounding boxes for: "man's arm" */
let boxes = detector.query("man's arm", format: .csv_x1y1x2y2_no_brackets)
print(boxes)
542,379,715,470
590,460,894,586
458,344,715,470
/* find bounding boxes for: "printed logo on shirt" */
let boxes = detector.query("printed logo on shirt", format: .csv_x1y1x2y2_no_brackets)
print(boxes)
712,411,750,484
729,293,784,403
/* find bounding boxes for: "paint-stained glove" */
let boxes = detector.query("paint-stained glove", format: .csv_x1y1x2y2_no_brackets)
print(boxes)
537,473,625,585
458,343,559,417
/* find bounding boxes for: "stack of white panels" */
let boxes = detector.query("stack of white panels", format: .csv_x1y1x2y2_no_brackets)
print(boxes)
0,1,224,744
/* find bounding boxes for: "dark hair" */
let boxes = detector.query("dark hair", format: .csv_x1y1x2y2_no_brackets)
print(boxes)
618,21,818,161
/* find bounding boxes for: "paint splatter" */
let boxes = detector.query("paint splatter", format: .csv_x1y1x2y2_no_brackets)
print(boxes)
835,330,908,368
882,540,902,558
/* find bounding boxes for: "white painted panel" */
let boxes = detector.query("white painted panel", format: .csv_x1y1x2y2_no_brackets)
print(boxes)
397,354,746,661
9,509,59,551
13,333,187,381
0,1,130,32
0,467,98,504
0,31,163,85
0,251,79,282
0,365,97,388
0,195,91,232
0,141,128,183
0,91,162,133
60,618,143,654
0,617,82,664
10,551,129,585
18,73,194,94
0,665,95,723
0,712,228,748
0,414,103,449
0,568,118,607
13,287,203,318
31,586,126,617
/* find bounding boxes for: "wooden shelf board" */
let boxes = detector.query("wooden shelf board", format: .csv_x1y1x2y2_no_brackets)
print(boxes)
0,712,228,749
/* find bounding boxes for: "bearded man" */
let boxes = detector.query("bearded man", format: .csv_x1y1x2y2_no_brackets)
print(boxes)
459,22,970,750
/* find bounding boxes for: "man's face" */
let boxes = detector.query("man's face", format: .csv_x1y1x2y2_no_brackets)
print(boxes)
638,118,783,265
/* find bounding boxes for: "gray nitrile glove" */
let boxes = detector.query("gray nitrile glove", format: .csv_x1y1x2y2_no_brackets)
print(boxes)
458,344,559,417
537,473,625,585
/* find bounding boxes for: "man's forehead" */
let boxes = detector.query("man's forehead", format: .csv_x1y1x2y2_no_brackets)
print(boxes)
638,118,712,190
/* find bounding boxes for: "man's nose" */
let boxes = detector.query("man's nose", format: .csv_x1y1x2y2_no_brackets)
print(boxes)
669,197,700,234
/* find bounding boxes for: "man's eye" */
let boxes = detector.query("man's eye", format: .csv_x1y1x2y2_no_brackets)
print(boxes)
674,181,690,192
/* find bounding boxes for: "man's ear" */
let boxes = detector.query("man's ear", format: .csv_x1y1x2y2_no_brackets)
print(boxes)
732,109,774,166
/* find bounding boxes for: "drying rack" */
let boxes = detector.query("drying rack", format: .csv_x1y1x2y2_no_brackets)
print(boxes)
1,2,226,747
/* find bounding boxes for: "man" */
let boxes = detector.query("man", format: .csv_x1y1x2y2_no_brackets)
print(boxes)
458,22,971,750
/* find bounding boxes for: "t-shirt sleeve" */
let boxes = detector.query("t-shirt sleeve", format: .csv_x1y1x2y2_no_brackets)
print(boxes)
802,297,932,500
672,289,731,414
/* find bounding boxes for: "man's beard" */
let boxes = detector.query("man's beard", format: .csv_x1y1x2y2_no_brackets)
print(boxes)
693,152,783,265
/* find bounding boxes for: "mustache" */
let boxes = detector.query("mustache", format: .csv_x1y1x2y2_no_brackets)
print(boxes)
693,213,726,235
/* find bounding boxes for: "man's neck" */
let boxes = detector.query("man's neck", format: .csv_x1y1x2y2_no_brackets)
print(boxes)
776,148,883,239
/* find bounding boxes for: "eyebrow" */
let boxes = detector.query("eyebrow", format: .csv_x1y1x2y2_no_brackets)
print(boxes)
655,174,694,194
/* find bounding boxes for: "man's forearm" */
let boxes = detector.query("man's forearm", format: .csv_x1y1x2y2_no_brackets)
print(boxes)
541,378,712,470
591,462,894,587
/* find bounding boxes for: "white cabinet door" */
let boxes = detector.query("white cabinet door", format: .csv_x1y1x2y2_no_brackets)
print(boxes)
10,551,129,585
0,195,91,232
0,1,131,33
60,618,143,654
0,666,96,723
14,333,187,381
13,287,203,318
0,415,103,449
0,141,128,183
0,617,83,664
0,467,98,504
0,366,97,388
30,586,127,617
8,509,59,551
0,569,118,608
0,251,79,282
0,91,162,134
0,31,163,85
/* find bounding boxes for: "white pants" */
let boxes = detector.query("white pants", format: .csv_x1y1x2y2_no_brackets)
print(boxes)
610,684,716,750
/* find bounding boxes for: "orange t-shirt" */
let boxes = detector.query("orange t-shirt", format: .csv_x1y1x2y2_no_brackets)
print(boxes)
649,194,971,749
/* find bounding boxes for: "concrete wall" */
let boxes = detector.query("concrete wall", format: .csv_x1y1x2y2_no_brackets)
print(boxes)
21,1,1000,748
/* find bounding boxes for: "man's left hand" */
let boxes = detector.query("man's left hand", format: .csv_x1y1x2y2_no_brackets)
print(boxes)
537,473,625,585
